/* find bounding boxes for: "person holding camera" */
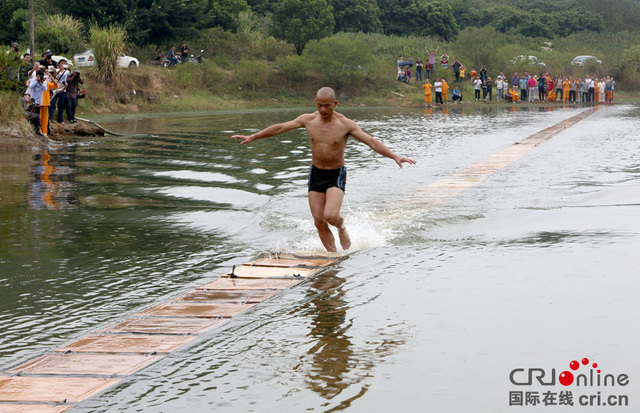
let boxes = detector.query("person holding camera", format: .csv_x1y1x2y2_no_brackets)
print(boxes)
65,69,84,123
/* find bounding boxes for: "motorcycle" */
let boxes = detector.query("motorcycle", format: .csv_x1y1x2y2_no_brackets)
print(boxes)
188,50,205,64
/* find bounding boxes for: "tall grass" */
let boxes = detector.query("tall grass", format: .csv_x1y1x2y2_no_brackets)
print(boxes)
0,92,34,136
90,25,128,84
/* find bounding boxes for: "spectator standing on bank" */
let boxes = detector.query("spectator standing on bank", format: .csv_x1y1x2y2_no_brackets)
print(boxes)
180,42,189,62
484,76,493,101
527,76,537,102
65,69,83,123
496,76,505,102
415,57,423,82
452,58,462,82
50,59,70,123
520,73,528,101
434,78,443,105
441,78,449,103
422,79,432,106
587,77,596,102
474,76,483,100
428,48,438,76
537,74,546,101
511,72,519,90
555,75,563,101
479,65,488,82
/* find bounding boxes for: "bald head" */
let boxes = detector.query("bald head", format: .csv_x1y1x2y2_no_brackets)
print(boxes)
316,87,336,100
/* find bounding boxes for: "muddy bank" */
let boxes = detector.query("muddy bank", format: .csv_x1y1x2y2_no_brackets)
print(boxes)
0,122,104,151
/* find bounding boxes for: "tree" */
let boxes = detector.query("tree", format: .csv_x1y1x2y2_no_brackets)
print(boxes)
201,0,252,32
271,0,335,55
550,8,604,38
378,0,458,40
329,0,382,34
126,0,208,45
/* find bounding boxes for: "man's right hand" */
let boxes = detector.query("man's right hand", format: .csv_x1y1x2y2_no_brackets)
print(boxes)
232,135,254,145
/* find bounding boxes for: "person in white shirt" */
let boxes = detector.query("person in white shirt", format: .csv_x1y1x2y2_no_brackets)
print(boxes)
434,79,443,104
473,77,483,100
496,76,505,102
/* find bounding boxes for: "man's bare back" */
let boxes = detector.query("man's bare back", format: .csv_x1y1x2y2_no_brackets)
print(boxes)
232,87,415,252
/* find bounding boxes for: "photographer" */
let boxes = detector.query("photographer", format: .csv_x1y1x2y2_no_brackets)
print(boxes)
65,69,83,123
21,93,41,133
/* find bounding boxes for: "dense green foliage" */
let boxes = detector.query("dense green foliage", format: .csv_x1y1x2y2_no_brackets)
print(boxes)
5,0,640,49
4,0,640,97
271,0,335,54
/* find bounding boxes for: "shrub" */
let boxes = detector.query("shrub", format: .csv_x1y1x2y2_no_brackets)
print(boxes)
233,59,272,91
302,35,375,90
36,14,84,55
275,55,310,83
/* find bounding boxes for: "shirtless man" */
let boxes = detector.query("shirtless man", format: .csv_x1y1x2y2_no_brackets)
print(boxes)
232,87,416,252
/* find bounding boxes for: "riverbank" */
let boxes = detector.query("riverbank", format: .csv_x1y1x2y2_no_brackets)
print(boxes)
2,65,638,151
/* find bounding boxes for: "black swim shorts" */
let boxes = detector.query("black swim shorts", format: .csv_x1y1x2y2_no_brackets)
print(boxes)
308,165,347,193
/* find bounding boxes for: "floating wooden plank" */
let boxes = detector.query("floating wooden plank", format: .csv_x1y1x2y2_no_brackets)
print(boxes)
137,302,256,318
100,316,228,335
0,376,120,403
247,257,337,267
56,334,195,354
198,278,301,290
176,289,276,303
0,404,72,412
6,353,162,376
223,265,318,279
274,250,343,259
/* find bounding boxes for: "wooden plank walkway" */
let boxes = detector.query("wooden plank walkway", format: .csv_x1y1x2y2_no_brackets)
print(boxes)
0,107,599,411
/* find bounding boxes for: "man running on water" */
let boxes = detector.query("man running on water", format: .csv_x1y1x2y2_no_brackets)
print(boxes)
232,87,416,252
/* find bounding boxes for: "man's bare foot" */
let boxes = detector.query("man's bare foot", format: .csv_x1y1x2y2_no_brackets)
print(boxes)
338,226,351,251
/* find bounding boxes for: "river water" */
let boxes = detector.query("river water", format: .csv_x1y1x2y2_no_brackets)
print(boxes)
1,104,639,412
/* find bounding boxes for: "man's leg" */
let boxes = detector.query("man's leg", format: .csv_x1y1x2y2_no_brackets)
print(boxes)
309,191,337,252
324,187,350,250
308,188,351,252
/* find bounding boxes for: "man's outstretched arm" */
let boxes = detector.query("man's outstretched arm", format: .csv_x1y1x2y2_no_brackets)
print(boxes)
232,115,308,145
348,121,416,168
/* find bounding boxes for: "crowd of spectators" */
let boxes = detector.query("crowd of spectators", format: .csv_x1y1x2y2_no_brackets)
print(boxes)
5,43,84,137
396,52,616,107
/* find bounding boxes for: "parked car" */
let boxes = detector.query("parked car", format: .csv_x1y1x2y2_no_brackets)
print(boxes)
571,55,602,66
511,55,546,68
51,55,73,65
73,50,139,68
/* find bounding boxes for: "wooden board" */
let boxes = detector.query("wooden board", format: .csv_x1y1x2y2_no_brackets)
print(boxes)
137,302,256,318
6,353,162,376
0,404,72,412
0,376,120,403
100,316,228,335
175,289,277,303
56,334,195,354
223,265,318,279
247,257,338,267
198,278,301,290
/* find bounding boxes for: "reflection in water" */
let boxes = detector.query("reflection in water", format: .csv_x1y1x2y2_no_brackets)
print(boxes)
29,151,77,209
303,271,355,401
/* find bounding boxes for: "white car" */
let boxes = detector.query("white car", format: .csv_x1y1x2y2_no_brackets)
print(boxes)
51,55,73,66
571,55,602,66
73,50,139,68
511,55,546,68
